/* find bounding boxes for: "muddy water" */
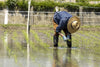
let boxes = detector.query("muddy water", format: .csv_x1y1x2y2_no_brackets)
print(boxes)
0,30,100,67
0,46,100,67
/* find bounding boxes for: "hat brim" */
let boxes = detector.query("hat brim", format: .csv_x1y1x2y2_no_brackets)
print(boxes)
67,16,81,33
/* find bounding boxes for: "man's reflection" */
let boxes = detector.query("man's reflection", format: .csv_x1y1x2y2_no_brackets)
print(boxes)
63,48,71,67
53,48,61,67
53,48,78,67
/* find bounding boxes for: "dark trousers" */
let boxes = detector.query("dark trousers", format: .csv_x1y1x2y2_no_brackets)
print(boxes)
53,20,72,48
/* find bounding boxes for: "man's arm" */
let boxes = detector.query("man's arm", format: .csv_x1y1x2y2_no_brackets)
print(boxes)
59,32,70,41
59,32,64,37
59,32,67,41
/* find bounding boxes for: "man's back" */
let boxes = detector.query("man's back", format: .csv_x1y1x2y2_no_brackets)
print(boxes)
53,11,72,24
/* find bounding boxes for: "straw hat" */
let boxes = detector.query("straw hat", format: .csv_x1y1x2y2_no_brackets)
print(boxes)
67,16,81,33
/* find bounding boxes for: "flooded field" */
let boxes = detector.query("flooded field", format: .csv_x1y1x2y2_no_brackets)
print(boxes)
0,47,100,67
0,27,100,67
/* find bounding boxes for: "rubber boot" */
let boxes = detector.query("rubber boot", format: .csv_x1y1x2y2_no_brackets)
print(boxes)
53,35,59,47
66,34,72,48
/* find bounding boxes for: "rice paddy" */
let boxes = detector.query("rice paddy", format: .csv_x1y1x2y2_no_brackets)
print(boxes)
0,25,100,67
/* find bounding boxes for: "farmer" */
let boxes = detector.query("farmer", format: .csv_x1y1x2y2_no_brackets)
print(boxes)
53,11,81,47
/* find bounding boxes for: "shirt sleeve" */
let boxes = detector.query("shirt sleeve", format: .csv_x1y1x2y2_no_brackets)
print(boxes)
56,19,66,33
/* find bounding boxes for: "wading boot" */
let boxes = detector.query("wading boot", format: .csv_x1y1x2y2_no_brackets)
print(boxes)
66,34,72,48
53,35,59,47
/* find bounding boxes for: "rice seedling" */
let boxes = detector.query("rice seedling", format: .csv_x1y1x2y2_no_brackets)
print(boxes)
72,36,80,47
31,30,50,48
79,31,100,47
73,30,100,54
1,31,23,67
39,30,53,40
72,33,84,47
22,30,53,64
12,32,25,53
38,30,53,45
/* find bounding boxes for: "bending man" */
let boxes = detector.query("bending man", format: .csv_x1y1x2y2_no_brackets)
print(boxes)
53,11,81,48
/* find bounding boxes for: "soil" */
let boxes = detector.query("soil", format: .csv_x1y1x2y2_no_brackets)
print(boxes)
80,27,100,31
0,26,100,31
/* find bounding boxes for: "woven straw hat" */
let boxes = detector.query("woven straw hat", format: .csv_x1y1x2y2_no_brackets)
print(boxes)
67,16,81,33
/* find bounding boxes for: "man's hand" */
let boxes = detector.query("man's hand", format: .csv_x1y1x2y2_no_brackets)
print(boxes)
63,36,67,41
63,35,70,41
58,32,70,41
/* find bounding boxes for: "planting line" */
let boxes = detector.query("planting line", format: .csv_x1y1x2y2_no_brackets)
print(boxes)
1,33,23,67
31,30,50,48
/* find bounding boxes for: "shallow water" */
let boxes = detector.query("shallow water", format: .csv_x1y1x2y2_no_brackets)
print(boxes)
0,30,100,67
0,46,100,67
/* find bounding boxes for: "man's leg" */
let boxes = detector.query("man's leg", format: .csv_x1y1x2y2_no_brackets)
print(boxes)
66,34,72,48
53,20,59,47
53,33,59,47
63,30,72,48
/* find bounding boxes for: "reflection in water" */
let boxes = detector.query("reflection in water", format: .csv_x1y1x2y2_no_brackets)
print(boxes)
4,31,8,67
53,48,60,67
0,30,100,67
63,48,71,67
53,48,78,67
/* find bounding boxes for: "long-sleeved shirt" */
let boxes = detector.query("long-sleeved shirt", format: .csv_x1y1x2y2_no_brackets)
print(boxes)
53,11,72,34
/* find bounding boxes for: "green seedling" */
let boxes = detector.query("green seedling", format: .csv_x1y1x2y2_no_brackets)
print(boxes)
1,31,23,67
31,30,49,50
